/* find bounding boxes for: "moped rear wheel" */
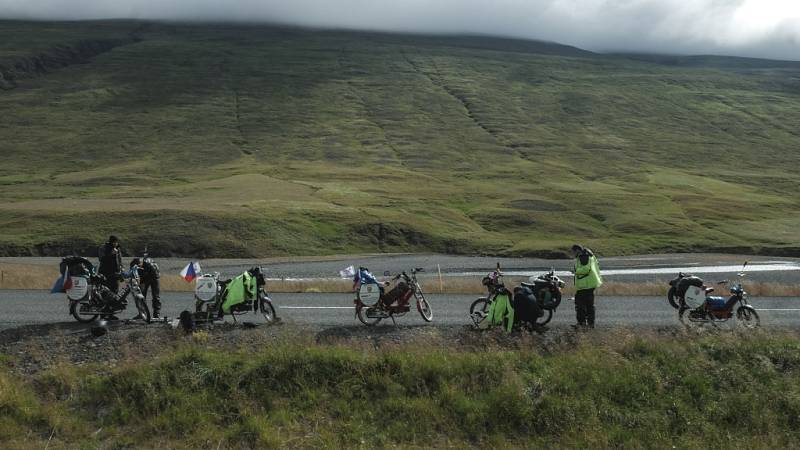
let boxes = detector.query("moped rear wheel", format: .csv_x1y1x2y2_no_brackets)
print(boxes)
544,290,562,310
678,305,697,328
416,291,433,322
667,287,681,310
737,306,760,328
70,301,98,323
536,309,554,326
356,304,382,326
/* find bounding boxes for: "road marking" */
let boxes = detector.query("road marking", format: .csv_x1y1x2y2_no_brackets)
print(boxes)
279,306,352,309
756,308,800,311
455,263,800,278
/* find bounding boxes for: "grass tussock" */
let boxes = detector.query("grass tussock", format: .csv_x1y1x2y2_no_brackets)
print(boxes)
3,331,800,447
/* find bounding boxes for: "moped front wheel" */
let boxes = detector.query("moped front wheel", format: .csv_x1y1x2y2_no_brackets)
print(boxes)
416,291,433,322
70,301,98,323
470,297,489,315
134,295,151,323
259,294,277,323
356,304,382,326
736,305,760,328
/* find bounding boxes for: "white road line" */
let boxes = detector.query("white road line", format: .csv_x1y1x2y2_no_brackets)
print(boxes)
279,306,352,309
455,263,800,278
755,308,800,311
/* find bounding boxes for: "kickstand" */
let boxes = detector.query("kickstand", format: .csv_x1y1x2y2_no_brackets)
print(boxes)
390,315,397,326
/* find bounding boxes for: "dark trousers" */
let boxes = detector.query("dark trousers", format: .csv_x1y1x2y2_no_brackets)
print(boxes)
142,279,161,315
101,274,119,294
575,288,595,327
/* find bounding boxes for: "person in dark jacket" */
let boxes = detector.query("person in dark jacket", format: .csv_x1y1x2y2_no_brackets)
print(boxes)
98,235,123,293
140,254,161,319
130,255,161,319
572,244,603,329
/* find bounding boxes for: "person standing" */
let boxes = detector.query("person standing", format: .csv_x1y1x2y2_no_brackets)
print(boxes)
98,235,123,293
140,254,161,319
572,244,602,329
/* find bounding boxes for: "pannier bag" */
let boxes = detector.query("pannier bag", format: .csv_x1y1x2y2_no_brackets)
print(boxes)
358,283,381,304
513,286,543,324
195,275,218,303
684,285,706,308
66,276,90,301
60,256,95,277
536,287,558,310
677,276,704,298
480,292,514,332
221,271,257,313
382,280,409,306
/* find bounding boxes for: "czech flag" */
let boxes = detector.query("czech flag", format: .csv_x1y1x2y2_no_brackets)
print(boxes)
50,269,72,294
180,261,202,282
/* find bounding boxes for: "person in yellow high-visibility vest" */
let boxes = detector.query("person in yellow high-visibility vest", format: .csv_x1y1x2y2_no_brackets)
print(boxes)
572,244,603,329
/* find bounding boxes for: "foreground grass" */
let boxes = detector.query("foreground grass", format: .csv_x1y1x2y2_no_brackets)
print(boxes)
1,21,800,257
3,330,800,448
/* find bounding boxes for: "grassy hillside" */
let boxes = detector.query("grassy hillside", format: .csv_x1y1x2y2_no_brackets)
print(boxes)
3,329,800,448
1,21,799,257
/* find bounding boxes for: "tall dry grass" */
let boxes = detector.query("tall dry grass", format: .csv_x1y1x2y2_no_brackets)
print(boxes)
1,263,798,296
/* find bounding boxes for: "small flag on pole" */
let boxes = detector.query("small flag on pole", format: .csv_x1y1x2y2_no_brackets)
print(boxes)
63,272,73,291
339,265,355,279
51,268,71,294
180,261,202,282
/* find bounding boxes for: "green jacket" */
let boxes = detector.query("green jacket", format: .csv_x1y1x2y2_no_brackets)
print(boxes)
574,251,603,291
222,271,257,313
483,292,515,332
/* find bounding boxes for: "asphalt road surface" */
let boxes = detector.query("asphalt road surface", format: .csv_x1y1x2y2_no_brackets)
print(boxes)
3,253,799,284
1,290,798,330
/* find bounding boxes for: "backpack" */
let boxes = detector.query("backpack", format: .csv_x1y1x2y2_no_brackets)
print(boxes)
142,258,160,279
179,310,195,333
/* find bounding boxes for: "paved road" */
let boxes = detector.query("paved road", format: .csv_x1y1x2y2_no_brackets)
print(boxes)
3,253,799,283
1,290,798,330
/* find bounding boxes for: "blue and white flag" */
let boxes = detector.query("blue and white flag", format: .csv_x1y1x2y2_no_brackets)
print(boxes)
339,265,355,279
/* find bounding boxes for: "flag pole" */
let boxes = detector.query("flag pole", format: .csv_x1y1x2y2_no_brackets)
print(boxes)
438,264,444,293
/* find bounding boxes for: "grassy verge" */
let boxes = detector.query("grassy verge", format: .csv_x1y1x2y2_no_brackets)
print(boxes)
2,330,800,448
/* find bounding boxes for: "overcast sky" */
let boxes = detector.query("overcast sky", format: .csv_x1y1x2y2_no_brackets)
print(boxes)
2,0,799,60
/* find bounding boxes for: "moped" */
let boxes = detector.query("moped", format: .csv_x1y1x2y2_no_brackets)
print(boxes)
678,263,759,328
354,268,433,326
193,266,277,324
60,256,151,323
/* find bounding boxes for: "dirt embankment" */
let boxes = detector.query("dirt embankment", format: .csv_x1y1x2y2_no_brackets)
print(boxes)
0,320,690,377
